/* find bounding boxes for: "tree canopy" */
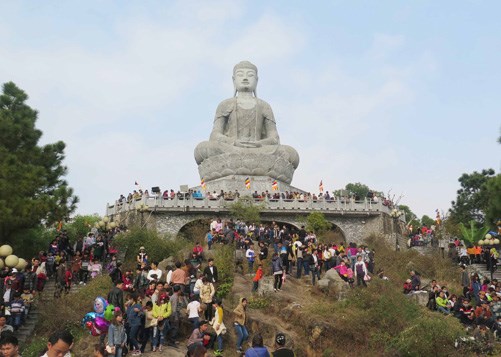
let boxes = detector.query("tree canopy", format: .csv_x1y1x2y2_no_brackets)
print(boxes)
0,82,78,242
449,169,496,225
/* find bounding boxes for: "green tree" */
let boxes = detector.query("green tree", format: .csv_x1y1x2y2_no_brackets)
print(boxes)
398,205,418,225
449,169,495,225
485,174,501,224
63,214,101,242
421,215,435,227
306,211,332,234
345,182,370,200
228,196,263,223
0,82,78,242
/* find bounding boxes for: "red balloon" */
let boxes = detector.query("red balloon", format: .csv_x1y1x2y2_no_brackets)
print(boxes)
90,324,102,336
85,321,93,329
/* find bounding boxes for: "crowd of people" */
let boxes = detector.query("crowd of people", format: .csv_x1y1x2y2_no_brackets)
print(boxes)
402,242,501,354
7,213,501,355
115,188,393,207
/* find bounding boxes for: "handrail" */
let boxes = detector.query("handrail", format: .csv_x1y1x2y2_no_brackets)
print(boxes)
106,195,403,220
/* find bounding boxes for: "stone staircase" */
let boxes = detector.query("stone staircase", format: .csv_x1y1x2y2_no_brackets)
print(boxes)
16,278,83,347
469,263,501,282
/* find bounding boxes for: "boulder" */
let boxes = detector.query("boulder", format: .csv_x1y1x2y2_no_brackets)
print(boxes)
324,269,347,289
157,256,175,276
317,279,330,290
404,290,429,306
257,276,276,296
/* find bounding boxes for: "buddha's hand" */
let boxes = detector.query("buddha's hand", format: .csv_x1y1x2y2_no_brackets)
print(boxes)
234,140,262,148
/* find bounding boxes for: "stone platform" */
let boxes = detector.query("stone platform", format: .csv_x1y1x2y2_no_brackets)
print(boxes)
191,175,306,195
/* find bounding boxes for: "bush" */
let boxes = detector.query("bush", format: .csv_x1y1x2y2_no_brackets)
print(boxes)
212,244,235,298
389,314,466,356
112,228,191,267
38,275,111,334
21,336,47,357
248,296,271,309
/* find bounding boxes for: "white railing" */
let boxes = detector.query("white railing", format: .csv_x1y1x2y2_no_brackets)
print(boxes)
106,195,397,217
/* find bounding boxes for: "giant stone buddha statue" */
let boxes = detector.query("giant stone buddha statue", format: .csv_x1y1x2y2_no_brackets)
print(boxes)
194,61,299,184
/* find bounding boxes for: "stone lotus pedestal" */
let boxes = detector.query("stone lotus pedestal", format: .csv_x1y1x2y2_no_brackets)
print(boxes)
197,152,296,184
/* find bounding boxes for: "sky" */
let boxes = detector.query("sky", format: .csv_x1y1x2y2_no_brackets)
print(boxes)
0,1,500,220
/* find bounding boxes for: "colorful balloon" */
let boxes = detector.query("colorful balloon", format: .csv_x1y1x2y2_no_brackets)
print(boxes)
94,316,110,332
81,312,97,326
94,297,107,316
90,323,102,336
104,304,115,321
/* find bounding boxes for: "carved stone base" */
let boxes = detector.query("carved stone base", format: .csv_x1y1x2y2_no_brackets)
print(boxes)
197,152,296,184
191,175,306,195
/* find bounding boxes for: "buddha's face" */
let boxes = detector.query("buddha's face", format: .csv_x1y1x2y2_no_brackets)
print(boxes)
233,68,257,92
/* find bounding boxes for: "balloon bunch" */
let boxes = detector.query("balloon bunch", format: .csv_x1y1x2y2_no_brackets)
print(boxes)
0,245,29,270
81,297,118,336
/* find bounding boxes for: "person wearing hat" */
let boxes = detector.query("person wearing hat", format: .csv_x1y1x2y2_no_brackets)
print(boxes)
137,247,148,269
272,333,294,357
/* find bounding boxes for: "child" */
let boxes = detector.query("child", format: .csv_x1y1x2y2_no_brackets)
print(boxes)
78,253,89,285
90,259,102,279
64,265,73,294
143,301,157,352
10,293,25,329
108,311,127,357
20,289,34,319
252,264,263,292
122,271,133,292
46,252,55,278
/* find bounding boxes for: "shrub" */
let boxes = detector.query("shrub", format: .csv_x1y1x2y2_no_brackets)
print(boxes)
247,296,271,309
21,336,47,357
38,275,111,334
213,244,235,298
389,314,466,356
112,227,191,267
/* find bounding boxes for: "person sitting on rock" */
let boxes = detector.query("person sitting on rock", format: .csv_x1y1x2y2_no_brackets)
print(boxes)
403,279,413,294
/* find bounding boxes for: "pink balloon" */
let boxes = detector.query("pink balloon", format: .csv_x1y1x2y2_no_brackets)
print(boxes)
94,316,110,332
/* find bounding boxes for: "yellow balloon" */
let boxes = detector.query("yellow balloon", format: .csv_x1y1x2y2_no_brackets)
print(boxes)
15,258,27,270
5,255,19,268
0,259,4,269
0,245,13,257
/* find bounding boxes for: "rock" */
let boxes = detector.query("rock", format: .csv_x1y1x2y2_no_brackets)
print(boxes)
404,290,429,306
157,256,175,274
257,276,276,296
317,279,329,290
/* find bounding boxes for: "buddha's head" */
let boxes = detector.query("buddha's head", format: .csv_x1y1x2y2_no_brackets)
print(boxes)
233,61,258,95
